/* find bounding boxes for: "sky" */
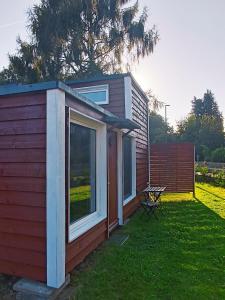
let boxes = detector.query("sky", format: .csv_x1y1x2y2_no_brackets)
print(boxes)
0,0,225,126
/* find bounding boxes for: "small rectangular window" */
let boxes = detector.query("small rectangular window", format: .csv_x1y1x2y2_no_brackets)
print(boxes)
75,85,109,104
81,91,106,103
70,123,96,224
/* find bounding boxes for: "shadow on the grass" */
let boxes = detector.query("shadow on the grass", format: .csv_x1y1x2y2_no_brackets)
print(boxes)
70,192,225,299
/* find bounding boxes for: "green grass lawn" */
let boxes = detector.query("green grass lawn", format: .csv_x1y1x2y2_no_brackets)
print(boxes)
70,185,92,222
69,183,225,300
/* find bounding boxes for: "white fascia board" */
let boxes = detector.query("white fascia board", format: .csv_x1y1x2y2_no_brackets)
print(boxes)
46,89,66,288
124,76,132,120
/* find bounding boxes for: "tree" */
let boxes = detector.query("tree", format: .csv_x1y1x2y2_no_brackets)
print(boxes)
146,89,164,112
191,90,222,119
177,115,224,159
149,112,175,143
211,148,225,163
177,90,224,160
191,97,203,118
0,38,42,83
0,0,158,83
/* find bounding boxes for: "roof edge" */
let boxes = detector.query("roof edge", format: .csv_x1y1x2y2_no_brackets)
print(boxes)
65,73,129,85
0,81,59,96
0,80,120,119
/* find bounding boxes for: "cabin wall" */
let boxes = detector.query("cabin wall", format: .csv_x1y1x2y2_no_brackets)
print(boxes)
132,81,149,192
123,79,149,219
66,220,108,273
68,78,125,118
69,76,149,222
0,92,47,282
65,95,108,274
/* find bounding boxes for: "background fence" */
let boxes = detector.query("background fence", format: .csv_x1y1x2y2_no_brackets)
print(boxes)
197,161,225,171
150,143,195,193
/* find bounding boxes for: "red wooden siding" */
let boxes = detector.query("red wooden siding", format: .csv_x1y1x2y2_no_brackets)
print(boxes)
123,194,142,221
132,82,149,192
0,92,46,282
68,78,125,118
150,143,195,193
66,220,107,273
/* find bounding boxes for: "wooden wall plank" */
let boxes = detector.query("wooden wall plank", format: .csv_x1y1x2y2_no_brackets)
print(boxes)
66,220,107,273
0,92,47,282
150,143,195,193
131,82,149,194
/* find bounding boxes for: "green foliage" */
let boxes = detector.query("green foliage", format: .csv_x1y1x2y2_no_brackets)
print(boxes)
195,165,209,176
177,115,224,153
214,170,225,187
177,90,224,160
211,147,225,163
195,164,225,187
200,145,211,161
192,90,222,118
146,90,164,111
0,0,158,83
149,111,176,143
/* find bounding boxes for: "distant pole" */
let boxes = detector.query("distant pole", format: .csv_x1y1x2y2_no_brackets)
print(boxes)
164,104,170,124
164,104,170,143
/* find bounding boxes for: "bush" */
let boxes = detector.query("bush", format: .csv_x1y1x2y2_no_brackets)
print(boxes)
195,165,209,176
214,170,225,187
195,166,225,188
211,147,225,163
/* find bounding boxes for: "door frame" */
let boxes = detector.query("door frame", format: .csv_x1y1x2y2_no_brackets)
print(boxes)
117,130,123,225
107,129,119,234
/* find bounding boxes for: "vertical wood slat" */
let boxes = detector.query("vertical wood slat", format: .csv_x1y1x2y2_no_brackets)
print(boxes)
150,143,195,193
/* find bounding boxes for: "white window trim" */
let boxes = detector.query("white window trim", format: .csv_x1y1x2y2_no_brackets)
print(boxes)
68,109,107,242
123,135,136,206
74,84,109,105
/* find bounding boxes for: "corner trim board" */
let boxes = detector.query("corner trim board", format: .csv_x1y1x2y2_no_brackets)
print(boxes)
124,76,132,120
46,89,66,288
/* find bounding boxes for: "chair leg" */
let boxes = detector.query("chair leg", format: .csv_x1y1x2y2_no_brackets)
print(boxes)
152,208,159,220
147,207,158,219
141,207,147,216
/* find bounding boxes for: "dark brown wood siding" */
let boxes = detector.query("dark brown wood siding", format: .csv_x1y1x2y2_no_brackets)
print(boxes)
123,194,142,221
65,95,108,273
150,143,195,193
0,92,46,282
66,220,107,273
68,78,125,118
132,81,149,192
123,79,149,220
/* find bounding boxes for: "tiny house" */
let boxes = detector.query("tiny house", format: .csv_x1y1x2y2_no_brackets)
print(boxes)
0,73,149,288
